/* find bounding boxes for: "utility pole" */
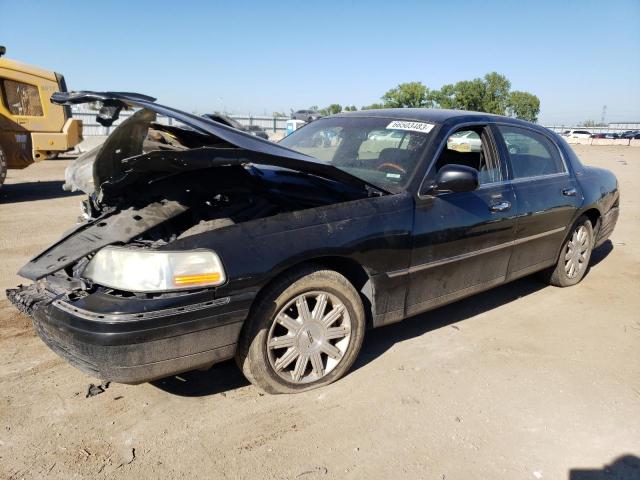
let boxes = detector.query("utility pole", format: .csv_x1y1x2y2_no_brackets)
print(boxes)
601,105,607,125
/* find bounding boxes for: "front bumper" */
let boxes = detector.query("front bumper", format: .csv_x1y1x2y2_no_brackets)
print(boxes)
8,283,252,384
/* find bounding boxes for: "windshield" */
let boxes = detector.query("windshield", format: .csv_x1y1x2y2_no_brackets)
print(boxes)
279,116,434,191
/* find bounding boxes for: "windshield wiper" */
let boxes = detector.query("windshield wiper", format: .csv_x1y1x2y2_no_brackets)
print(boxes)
272,168,387,197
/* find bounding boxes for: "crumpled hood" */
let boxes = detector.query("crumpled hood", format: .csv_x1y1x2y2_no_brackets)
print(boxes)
54,91,383,202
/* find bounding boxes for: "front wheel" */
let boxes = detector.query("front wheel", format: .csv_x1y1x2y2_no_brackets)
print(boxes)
540,216,594,287
236,266,366,394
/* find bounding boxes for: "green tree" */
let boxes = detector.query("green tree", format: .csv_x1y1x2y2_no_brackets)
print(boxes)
430,73,510,113
482,72,511,115
381,81,432,108
326,104,343,115
428,84,456,109
344,105,357,111
428,72,539,121
272,111,287,118
434,79,486,111
507,91,541,123
361,103,385,110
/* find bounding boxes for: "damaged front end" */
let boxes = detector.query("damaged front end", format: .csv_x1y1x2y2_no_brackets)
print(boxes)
8,91,380,383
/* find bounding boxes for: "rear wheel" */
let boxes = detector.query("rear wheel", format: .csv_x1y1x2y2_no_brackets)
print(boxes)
236,266,365,394
0,147,7,189
540,216,594,287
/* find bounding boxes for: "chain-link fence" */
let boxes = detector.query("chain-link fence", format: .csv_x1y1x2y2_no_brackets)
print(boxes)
72,108,290,136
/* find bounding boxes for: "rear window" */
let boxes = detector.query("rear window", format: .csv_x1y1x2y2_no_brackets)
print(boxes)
0,79,43,116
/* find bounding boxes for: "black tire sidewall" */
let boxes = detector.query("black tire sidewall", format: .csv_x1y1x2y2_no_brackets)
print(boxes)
239,268,366,394
0,147,7,188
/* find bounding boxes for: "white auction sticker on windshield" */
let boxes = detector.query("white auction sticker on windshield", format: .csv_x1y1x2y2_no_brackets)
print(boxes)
386,120,434,133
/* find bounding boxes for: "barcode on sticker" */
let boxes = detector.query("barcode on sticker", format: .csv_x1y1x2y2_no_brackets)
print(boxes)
386,120,434,133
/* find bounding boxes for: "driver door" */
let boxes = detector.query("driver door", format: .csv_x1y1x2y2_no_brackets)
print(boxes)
405,124,517,317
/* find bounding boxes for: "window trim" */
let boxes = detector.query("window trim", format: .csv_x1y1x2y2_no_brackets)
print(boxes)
418,120,573,198
493,122,570,181
417,121,505,199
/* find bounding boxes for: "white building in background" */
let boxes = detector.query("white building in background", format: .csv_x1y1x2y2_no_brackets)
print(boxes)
608,122,640,130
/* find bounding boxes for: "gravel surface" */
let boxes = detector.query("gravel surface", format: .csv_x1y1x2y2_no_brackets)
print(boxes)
0,146,638,479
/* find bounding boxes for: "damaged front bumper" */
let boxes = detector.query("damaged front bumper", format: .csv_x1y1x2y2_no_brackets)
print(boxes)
7,282,252,384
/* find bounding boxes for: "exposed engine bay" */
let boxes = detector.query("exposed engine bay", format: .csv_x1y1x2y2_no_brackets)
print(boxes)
17,92,378,283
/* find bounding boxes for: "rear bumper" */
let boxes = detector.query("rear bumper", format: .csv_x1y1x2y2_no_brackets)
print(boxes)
8,284,252,384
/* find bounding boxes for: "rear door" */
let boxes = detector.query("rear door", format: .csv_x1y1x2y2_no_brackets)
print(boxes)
493,124,581,280
403,124,517,317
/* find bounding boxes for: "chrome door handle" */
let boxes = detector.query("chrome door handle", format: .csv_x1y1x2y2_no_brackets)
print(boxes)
490,201,511,212
562,188,577,196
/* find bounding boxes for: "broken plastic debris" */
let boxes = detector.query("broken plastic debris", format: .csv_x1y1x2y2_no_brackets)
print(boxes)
85,381,111,398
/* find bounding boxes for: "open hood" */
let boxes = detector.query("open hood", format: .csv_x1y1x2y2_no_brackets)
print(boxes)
53,91,385,202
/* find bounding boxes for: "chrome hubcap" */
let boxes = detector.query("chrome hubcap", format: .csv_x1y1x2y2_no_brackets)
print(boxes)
565,225,589,279
267,291,351,384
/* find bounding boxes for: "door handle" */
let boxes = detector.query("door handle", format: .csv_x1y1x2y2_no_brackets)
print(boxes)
562,188,577,196
490,201,511,212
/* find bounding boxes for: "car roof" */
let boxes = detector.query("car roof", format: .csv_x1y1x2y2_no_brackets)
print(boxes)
332,108,537,128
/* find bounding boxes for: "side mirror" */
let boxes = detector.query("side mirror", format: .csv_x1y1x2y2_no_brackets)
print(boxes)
431,164,479,194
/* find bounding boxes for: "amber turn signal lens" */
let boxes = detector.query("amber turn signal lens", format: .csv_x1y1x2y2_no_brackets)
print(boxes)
173,272,221,286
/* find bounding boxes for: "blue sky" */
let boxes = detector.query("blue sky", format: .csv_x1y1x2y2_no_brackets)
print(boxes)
2,0,639,124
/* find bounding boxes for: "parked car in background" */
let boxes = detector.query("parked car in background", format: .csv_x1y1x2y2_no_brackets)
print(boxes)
368,130,407,142
291,109,322,122
620,130,640,139
447,130,525,155
9,93,620,394
446,130,482,152
203,113,269,140
561,130,592,139
591,132,619,139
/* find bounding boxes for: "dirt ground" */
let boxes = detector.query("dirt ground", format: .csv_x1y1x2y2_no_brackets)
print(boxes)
0,146,638,479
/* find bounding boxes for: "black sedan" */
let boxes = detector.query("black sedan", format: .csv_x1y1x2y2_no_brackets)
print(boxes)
8,92,619,394
621,130,640,139
591,132,619,139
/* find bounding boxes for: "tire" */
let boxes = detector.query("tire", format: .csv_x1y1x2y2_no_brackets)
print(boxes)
236,266,366,394
0,147,7,189
539,215,594,287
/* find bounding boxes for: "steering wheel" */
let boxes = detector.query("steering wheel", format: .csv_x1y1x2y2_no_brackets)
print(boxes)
377,162,406,174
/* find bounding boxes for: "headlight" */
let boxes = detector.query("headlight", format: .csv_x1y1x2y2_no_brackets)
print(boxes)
83,247,226,292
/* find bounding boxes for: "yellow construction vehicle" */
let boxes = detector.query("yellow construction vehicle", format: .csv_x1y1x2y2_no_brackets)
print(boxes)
0,46,82,188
